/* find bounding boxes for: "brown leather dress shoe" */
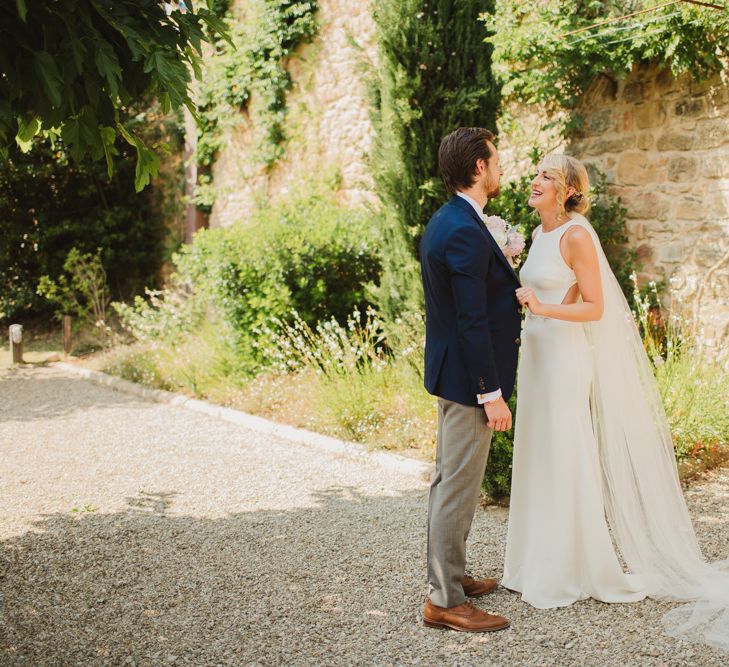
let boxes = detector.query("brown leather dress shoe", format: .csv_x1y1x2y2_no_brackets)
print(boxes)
462,574,498,597
423,598,510,633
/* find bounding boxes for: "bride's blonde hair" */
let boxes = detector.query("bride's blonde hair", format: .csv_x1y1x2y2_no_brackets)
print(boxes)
538,153,591,217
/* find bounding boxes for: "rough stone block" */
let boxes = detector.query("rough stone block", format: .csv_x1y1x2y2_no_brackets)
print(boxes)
674,98,706,119
674,199,707,221
623,81,644,104
627,220,646,240
655,67,677,94
636,243,654,263
624,192,669,219
668,156,698,182
622,110,633,133
585,109,614,136
617,151,658,185
656,131,694,152
703,153,729,179
694,119,729,150
634,102,666,130
712,193,729,218
637,132,654,150
657,243,684,263
591,136,635,155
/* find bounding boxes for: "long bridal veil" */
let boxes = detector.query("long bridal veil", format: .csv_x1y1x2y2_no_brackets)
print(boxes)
576,213,729,652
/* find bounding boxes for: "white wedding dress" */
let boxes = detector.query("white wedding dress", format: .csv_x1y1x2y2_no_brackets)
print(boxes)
502,213,729,652
503,217,646,607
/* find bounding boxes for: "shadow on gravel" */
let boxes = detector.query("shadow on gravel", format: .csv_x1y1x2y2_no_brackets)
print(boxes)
2,484,728,665
0,369,144,423
0,487,444,666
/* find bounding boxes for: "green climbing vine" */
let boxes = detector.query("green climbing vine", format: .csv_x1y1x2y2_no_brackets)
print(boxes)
487,1,729,133
194,0,318,207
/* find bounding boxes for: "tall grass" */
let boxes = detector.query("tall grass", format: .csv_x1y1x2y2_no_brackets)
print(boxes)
633,278,729,461
96,275,729,490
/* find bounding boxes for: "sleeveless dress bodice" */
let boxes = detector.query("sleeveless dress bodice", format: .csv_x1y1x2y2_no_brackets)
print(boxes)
518,220,578,307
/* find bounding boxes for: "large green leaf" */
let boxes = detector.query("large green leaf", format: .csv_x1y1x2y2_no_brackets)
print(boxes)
94,40,123,100
117,121,158,192
16,0,27,22
2,0,228,189
99,125,119,179
15,116,41,152
33,51,63,109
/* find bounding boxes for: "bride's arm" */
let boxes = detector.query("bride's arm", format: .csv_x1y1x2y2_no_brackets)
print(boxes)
516,226,604,322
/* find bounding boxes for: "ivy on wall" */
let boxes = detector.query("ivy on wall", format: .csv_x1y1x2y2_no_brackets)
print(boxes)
487,1,729,132
194,0,318,207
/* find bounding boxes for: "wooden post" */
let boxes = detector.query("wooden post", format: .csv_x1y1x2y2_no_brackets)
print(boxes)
9,324,23,364
62,315,72,355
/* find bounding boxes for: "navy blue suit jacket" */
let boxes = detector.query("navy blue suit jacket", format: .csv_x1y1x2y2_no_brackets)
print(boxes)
419,195,522,407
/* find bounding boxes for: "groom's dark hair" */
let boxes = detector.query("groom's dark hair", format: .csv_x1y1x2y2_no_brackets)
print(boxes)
438,127,495,195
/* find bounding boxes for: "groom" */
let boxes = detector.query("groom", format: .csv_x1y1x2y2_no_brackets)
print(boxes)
419,127,521,632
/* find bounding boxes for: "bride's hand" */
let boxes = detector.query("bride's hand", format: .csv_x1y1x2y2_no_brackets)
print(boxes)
515,287,544,316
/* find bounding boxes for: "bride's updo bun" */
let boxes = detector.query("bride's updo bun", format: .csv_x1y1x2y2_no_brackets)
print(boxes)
538,153,591,216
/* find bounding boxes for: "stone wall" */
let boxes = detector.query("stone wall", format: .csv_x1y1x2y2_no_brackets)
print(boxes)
568,64,729,347
208,0,378,229
205,3,729,345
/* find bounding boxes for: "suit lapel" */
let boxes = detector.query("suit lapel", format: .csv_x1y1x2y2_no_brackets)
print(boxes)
448,196,520,283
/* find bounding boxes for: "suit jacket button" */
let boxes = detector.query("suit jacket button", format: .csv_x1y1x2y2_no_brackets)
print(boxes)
515,337,521,345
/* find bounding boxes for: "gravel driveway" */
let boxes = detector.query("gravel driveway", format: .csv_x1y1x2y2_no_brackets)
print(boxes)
1,365,727,666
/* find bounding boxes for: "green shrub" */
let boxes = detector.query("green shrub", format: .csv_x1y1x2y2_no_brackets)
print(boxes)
37,247,111,344
481,393,517,500
634,280,729,461
0,119,175,323
175,185,381,371
114,288,205,345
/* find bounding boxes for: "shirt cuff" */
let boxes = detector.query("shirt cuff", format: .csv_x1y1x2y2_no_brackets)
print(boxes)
477,389,502,404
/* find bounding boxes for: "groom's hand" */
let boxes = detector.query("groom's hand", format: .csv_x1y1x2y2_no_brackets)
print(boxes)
484,397,512,432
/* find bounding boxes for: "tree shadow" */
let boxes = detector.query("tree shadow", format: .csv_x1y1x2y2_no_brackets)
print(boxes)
2,477,727,666
0,367,146,423
0,487,443,666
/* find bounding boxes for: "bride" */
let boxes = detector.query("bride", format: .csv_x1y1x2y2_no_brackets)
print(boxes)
503,153,729,651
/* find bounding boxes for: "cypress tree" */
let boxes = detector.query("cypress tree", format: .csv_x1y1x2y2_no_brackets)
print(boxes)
370,0,500,327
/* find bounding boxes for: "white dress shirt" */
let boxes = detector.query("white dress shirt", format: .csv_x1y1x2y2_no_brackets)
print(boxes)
455,192,502,405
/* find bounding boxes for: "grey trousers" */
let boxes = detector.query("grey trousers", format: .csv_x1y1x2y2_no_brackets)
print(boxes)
427,397,494,608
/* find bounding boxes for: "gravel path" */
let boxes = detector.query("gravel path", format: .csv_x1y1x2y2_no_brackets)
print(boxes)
1,365,727,666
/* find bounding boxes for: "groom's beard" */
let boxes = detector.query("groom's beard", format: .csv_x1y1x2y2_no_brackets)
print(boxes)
487,182,501,199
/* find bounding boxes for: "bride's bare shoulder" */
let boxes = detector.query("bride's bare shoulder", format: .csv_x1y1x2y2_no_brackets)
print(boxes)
562,224,597,261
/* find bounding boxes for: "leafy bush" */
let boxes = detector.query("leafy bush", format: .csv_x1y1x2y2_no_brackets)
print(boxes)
174,185,381,372
481,393,517,500
114,287,204,345
634,280,729,461
0,128,173,324
101,315,240,397
37,247,111,343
